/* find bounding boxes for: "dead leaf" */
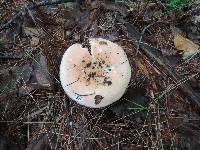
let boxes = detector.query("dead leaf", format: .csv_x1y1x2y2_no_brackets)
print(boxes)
33,52,52,88
24,27,40,46
0,64,32,99
27,134,50,150
173,28,200,59
31,37,40,47
174,33,199,51
24,27,39,37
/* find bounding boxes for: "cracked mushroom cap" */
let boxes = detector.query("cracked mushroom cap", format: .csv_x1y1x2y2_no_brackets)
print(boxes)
60,38,131,108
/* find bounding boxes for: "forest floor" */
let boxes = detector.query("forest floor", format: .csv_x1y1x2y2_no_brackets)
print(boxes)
0,0,200,149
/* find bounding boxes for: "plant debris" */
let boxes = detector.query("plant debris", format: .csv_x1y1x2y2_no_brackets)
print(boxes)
173,28,200,59
0,0,200,149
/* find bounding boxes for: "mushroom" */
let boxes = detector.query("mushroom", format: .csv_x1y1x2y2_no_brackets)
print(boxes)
60,38,131,108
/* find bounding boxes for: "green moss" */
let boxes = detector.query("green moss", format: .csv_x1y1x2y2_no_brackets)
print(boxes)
169,0,188,10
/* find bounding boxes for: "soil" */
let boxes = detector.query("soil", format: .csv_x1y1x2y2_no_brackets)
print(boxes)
0,0,200,149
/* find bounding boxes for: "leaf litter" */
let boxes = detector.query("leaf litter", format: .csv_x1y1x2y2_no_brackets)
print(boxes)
173,27,200,59
0,0,200,149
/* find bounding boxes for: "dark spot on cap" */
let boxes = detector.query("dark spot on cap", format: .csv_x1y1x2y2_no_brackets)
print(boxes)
82,60,85,63
106,81,112,86
94,95,104,105
86,62,91,68
117,52,119,54
99,62,102,68
99,41,108,45
88,72,96,79
103,78,112,86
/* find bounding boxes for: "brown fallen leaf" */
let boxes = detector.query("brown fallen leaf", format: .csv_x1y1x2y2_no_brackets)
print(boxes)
27,134,50,150
173,28,200,59
24,27,40,46
34,52,52,88
0,64,33,100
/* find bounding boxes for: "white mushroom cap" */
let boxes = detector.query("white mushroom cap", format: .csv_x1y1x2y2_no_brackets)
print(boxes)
60,38,131,108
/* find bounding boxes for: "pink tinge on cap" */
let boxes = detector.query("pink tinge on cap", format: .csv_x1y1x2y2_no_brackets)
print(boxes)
60,38,131,108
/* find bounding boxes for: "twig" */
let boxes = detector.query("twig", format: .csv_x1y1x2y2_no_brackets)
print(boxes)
180,5,200,19
30,0,75,9
135,21,163,57
126,20,165,81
